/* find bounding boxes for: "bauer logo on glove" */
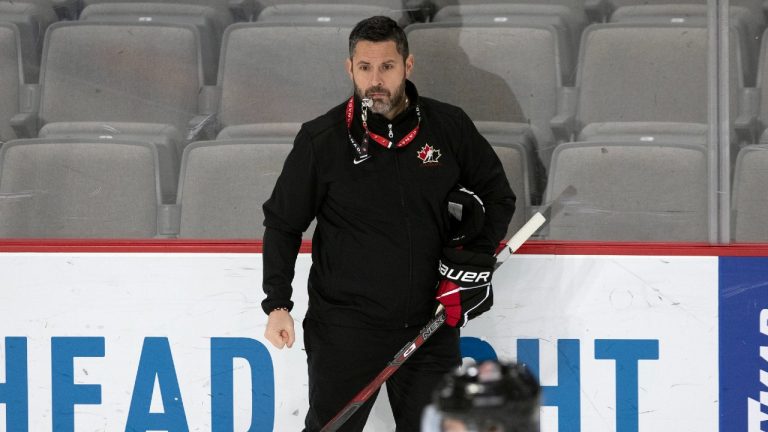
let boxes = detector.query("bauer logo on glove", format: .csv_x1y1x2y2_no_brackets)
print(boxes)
436,247,496,328
438,261,491,284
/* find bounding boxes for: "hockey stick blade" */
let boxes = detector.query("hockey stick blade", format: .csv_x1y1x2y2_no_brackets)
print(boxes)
318,188,575,432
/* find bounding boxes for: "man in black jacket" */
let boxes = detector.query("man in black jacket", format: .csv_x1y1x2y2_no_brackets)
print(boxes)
262,16,516,432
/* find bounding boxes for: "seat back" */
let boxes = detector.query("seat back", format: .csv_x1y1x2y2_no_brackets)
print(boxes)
407,23,562,168
177,139,294,239
256,4,406,25
38,22,202,134
218,23,352,128
0,139,161,238
546,141,708,241
732,145,768,242
576,23,740,131
0,23,22,143
79,2,232,84
0,1,57,82
477,122,537,236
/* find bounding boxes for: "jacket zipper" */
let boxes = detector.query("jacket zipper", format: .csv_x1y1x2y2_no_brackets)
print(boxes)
392,131,414,328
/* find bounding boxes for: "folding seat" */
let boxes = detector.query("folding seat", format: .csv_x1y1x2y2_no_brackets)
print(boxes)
545,141,708,241
174,139,311,239
11,22,208,202
430,0,584,13
215,23,352,140
588,0,762,25
0,0,57,83
476,122,539,234
605,0,760,14
79,2,233,84
739,29,768,147
608,3,761,86
732,144,768,242
430,1,586,80
0,23,23,144
554,23,741,151
81,0,256,22
256,4,407,26
406,23,558,172
577,122,708,145
0,139,161,238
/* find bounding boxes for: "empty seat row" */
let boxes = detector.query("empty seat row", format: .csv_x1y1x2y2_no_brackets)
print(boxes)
0,137,287,238
9,136,768,243
0,132,534,239
3,0,765,86
544,141,768,243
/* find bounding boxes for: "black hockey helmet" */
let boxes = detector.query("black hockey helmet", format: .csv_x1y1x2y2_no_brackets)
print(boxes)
421,360,541,432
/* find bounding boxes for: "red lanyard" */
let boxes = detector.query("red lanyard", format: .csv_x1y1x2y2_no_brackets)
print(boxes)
345,97,421,153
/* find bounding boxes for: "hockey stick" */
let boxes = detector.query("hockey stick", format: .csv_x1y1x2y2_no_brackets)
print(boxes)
320,186,576,432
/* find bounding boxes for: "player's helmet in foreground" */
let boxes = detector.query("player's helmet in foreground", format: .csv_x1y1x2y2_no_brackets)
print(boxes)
421,360,541,432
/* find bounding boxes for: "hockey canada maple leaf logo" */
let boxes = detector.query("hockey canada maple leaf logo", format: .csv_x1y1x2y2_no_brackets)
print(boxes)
417,143,441,164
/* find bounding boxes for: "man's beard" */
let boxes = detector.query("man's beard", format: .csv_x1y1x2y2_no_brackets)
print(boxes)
355,79,407,116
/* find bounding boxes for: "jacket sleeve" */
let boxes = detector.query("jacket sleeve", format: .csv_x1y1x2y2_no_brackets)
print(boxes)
455,111,516,255
261,127,326,314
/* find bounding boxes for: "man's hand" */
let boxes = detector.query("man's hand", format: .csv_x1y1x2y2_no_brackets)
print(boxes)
264,309,295,349
436,247,496,328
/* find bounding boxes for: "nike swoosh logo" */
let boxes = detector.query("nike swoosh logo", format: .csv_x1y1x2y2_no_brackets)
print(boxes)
353,155,371,165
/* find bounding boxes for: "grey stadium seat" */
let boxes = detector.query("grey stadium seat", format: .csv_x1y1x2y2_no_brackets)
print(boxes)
430,0,584,12
545,141,708,242
0,23,23,144
609,4,761,86
14,21,207,202
578,122,708,146
590,0,762,24
475,122,538,235
81,0,257,22
0,0,57,83
79,2,233,85
554,23,741,149
606,0,761,13
406,23,561,170
732,145,768,242
431,3,586,82
0,139,161,238
256,4,406,25
215,23,352,139
13,0,79,20
176,139,309,239
743,29,768,146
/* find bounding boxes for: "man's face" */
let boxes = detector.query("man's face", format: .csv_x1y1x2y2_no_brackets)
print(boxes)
346,40,414,118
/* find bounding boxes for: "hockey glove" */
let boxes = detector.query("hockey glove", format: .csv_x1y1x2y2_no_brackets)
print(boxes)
436,247,496,328
446,185,485,247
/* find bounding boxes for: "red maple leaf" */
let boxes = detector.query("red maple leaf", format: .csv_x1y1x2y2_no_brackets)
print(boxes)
417,144,432,161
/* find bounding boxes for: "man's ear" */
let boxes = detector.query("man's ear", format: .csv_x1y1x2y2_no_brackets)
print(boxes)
345,57,354,81
405,54,414,78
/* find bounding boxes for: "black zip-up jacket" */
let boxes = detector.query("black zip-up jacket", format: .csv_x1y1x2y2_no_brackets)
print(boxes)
261,81,515,329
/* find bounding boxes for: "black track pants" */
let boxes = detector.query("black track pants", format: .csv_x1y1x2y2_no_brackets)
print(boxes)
302,318,461,432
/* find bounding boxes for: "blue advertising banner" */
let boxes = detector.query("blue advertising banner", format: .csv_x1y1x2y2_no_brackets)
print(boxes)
719,257,768,432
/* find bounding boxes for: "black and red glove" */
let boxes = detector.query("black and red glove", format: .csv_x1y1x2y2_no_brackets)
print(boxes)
436,247,496,328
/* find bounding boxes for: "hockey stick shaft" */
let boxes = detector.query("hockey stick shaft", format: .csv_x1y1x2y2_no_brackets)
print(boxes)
320,186,575,432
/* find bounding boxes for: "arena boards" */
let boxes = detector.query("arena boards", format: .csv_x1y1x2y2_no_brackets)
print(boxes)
0,243,764,432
